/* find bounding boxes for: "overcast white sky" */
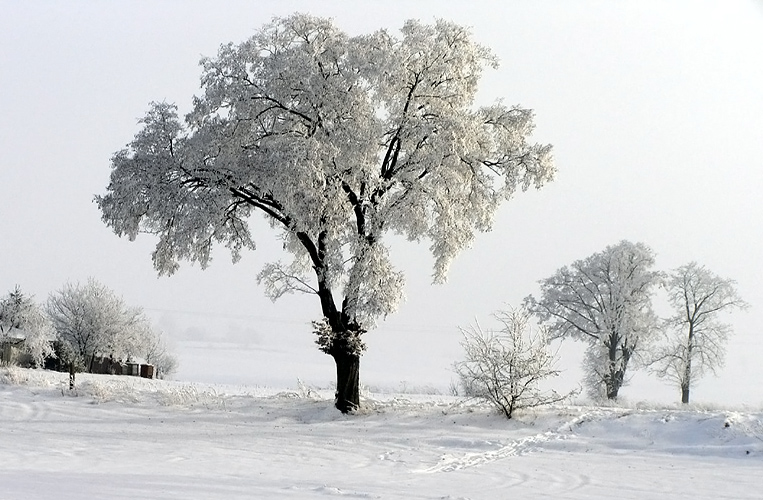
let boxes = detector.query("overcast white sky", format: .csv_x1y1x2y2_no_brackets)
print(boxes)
2,0,762,404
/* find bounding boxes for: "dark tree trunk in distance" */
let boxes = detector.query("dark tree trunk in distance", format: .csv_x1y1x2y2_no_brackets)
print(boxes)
333,352,360,413
606,384,620,400
69,362,76,390
605,337,624,400
682,332,693,404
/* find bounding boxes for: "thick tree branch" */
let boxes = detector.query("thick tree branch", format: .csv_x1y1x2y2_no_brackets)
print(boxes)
229,186,290,228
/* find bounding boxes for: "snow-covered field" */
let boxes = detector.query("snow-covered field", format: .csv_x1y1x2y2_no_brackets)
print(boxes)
1,367,761,500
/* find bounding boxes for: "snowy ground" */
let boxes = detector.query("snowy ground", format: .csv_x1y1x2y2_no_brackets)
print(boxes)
1,367,761,500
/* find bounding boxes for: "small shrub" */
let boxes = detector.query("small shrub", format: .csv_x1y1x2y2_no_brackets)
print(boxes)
455,306,574,419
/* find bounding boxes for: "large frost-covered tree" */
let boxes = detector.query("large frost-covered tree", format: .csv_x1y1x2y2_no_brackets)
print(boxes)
96,14,555,412
650,262,747,404
0,286,55,366
525,241,660,400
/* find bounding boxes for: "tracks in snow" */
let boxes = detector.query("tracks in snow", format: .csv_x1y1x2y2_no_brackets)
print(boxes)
416,411,598,474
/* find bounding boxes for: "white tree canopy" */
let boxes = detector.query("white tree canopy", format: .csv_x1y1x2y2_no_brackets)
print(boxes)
650,262,748,403
46,278,147,370
525,241,660,399
96,14,554,335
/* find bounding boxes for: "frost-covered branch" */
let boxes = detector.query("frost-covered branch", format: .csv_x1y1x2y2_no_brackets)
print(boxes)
257,260,318,299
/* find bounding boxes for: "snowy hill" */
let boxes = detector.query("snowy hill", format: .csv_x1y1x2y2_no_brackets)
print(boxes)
1,367,761,499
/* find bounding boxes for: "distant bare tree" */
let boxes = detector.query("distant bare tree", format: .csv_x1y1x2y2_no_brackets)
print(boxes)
138,325,178,379
455,307,570,419
650,262,748,403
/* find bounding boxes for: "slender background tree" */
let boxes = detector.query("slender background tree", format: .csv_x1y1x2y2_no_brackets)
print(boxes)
96,14,554,412
650,262,748,403
525,241,660,400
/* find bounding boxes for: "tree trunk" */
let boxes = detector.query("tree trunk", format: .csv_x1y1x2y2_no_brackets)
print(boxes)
682,331,693,404
333,352,360,413
606,377,620,400
304,235,363,414
605,368,625,400
605,336,622,400
69,362,76,390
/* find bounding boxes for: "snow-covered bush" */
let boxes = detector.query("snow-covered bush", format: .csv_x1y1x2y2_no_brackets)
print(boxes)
455,307,571,419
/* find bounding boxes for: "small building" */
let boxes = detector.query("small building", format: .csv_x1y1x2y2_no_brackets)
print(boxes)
96,359,154,379
0,338,33,367
5,341,155,379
